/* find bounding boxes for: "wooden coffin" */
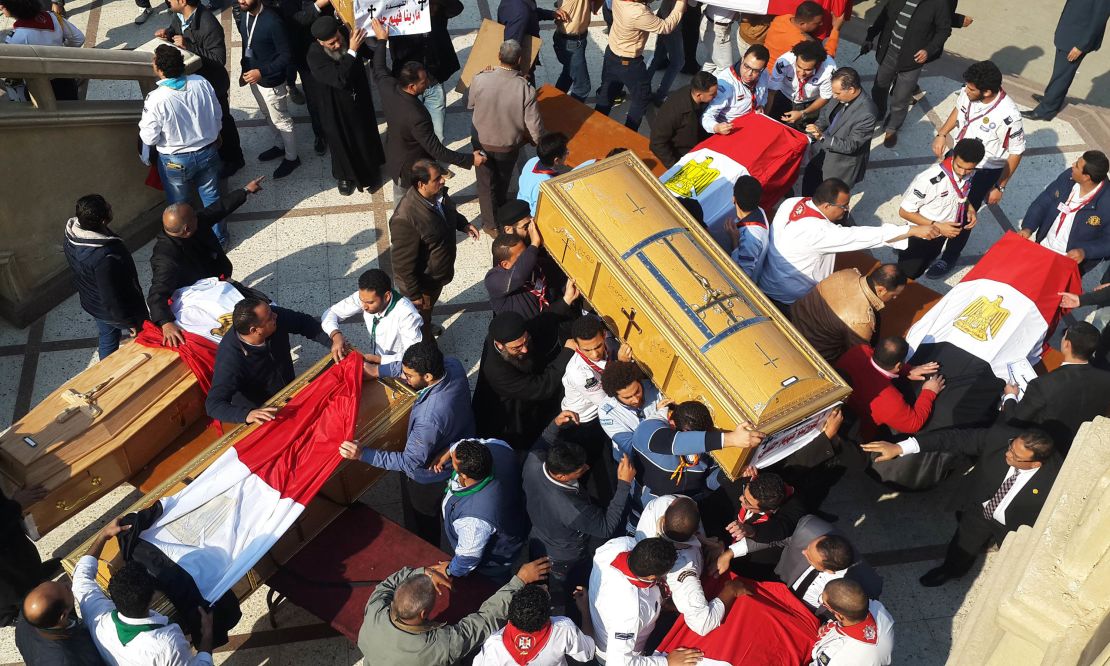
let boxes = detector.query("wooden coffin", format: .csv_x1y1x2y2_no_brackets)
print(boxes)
535,153,850,477
0,342,205,538
61,354,415,619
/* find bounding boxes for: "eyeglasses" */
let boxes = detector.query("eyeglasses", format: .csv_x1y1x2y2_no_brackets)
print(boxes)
740,62,765,75
1006,438,1038,463
831,203,851,212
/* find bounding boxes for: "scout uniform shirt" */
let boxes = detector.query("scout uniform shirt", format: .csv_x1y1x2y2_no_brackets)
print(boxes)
768,52,835,106
809,599,895,666
951,88,1026,171
599,378,668,460
561,337,619,422
899,156,974,226
587,536,667,666
701,65,770,133
472,616,595,665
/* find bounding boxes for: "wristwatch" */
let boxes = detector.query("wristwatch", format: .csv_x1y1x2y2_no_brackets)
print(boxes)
994,185,1006,193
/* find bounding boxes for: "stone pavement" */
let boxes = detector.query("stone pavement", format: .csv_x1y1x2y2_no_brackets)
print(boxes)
1,1,1107,663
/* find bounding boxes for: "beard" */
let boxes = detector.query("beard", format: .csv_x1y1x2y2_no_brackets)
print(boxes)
323,44,342,61
497,346,532,371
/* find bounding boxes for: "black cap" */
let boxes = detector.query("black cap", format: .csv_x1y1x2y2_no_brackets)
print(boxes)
496,199,532,228
310,16,341,41
489,312,527,344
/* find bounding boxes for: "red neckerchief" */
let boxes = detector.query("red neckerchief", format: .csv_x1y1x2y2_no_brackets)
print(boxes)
939,156,972,226
611,551,655,588
532,162,558,176
795,69,811,102
786,198,818,224
955,90,1006,142
821,613,879,644
502,620,554,665
526,264,549,311
574,345,610,377
14,11,54,29
737,484,794,524
1054,182,1104,235
729,67,760,114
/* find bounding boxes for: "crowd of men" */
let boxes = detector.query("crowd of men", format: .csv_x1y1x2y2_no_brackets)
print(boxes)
3,0,1110,664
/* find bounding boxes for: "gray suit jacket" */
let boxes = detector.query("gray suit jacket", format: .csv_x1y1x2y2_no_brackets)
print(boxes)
815,93,879,187
774,515,883,619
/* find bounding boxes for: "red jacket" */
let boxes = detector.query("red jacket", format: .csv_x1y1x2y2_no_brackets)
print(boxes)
835,344,937,441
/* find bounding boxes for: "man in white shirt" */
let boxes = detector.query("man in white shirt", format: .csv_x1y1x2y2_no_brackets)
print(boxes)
895,138,986,278
862,426,1062,587
588,536,702,666
766,40,835,129
1020,150,1110,274
701,44,771,136
809,579,894,666
927,59,1026,278
473,584,595,666
72,518,214,666
599,360,669,461
696,5,739,75
139,45,225,244
635,495,747,636
323,268,422,378
757,178,937,307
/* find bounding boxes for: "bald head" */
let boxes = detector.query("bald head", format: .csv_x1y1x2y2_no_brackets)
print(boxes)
662,496,701,542
392,573,436,623
823,578,870,623
23,581,72,629
162,202,198,238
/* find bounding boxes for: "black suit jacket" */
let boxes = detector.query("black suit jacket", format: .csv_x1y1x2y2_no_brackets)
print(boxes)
1002,362,1110,453
916,423,1063,530
1054,0,1110,53
866,0,952,72
649,86,709,169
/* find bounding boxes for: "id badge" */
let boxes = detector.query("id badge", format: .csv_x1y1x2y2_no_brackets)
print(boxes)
244,47,254,60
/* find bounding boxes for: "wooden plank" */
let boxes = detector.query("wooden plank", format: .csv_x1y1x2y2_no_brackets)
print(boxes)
456,20,541,92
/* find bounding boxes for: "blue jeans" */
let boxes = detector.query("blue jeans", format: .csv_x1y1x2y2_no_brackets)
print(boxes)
596,48,651,131
158,144,225,243
553,32,591,101
648,27,684,101
419,82,446,142
94,319,128,360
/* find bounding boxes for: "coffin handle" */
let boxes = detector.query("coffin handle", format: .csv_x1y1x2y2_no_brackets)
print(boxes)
54,476,103,511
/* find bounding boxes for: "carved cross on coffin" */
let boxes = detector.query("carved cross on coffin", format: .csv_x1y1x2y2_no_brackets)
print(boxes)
55,353,152,423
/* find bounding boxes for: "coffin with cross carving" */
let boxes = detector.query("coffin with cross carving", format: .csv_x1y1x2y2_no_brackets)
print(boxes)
0,341,206,538
536,153,850,477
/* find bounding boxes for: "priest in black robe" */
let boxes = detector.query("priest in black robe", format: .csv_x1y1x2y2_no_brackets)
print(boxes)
306,16,385,195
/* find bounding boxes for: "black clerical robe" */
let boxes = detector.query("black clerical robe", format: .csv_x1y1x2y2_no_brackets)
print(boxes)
306,41,385,188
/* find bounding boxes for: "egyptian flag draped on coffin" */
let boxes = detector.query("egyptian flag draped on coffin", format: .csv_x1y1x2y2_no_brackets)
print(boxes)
137,353,363,603
872,233,1081,489
659,113,808,231
694,0,799,13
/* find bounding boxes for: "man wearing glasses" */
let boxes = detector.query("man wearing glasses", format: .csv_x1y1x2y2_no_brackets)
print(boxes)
758,179,938,309
700,44,771,136
862,426,1062,588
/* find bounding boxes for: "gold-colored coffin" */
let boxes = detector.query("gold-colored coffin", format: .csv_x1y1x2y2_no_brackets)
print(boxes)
536,154,850,476
0,342,205,538
62,354,415,617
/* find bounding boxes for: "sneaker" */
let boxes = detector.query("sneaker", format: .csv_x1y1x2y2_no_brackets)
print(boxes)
924,259,953,279
289,86,305,105
273,157,301,179
134,6,155,23
258,146,284,162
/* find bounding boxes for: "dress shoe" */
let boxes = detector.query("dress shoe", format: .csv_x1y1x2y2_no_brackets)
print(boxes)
314,135,328,156
338,180,354,196
919,566,961,587
1033,93,1044,103
258,146,284,162
134,6,155,23
429,324,445,337
883,132,898,148
289,85,305,105
273,157,301,179
1021,109,1054,121
220,159,245,179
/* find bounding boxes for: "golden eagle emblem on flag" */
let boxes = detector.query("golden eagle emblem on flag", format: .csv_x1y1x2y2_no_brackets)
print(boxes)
953,295,1010,341
664,157,720,197
211,313,234,339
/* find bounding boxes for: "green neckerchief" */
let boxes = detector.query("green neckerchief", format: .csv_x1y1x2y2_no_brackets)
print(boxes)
111,611,164,646
369,290,402,351
446,472,493,497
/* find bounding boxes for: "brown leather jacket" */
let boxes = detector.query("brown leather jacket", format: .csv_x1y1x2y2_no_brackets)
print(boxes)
388,187,469,298
790,268,885,363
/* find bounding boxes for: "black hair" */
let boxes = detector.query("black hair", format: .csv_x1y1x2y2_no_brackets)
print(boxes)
507,584,551,632
154,44,186,79
571,315,606,342
677,197,705,226
812,178,850,205
830,66,861,91
75,194,111,231
628,537,677,577
743,43,770,64
601,360,645,397
398,61,427,88
866,264,907,293
537,133,570,166
492,232,526,265
454,440,493,479
815,534,854,571
791,39,827,66
747,472,787,510
410,159,441,187
1017,429,1055,462
108,561,156,619
546,440,588,475
873,336,909,371
1081,150,1109,183
1065,322,1101,360
1,0,44,20
357,268,391,296
794,1,824,22
672,401,713,432
823,578,869,622
963,60,1003,95
733,175,763,211
401,340,446,379
690,71,718,93
662,497,700,543
953,138,986,164
232,296,269,335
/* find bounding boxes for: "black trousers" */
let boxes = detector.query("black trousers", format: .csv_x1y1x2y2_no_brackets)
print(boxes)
596,49,651,131
400,475,447,547
474,146,521,232
871,49,923,133
215,88,244,165
940,510,1009,575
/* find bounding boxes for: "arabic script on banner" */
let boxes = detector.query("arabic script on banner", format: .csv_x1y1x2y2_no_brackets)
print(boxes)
354,0,432,36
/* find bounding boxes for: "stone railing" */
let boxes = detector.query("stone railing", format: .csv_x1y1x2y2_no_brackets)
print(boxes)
950,416,1110,665
0,42,197,327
